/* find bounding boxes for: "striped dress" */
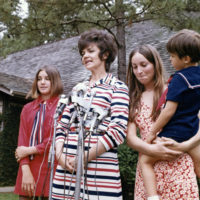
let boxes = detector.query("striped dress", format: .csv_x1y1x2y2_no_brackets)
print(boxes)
52,73,129,200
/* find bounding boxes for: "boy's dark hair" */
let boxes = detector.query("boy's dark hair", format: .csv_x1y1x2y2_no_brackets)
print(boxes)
78,29,118,72
167,29,200,63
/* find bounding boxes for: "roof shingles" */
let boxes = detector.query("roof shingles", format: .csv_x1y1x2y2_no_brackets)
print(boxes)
0,21,175,97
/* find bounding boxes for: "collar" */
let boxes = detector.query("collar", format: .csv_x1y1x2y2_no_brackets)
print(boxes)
33,96,59,110
86,73,114,88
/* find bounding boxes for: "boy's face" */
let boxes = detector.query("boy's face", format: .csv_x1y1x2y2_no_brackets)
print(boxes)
169,53,187,71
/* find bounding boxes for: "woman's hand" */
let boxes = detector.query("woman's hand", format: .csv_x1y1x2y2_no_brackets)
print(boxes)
159,114,200,153
57,154,75,173
149,138,183,161
55,141,76,173
21,165,35,197
15,146,37,162
15,146,29,161
68,157,76,171
161,136,200,153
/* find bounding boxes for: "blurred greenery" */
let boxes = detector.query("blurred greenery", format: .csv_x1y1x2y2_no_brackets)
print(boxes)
118,141,138,199
0,193,18,200
0,103,22,186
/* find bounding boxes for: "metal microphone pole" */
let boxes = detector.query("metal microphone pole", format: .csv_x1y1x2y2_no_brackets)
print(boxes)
74,91,96,200
48,113,59,200
74,114,84,200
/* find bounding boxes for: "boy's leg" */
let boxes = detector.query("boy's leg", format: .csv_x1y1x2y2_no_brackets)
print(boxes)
139,154,160,198
188,144,200,178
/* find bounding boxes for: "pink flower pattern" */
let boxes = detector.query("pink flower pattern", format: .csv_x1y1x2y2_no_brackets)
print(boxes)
134,102,199,200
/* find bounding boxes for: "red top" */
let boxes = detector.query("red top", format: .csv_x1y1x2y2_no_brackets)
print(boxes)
14,96,59,197
156,75,173,111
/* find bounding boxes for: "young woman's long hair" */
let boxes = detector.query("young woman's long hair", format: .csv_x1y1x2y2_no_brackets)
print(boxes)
27,65,63,99
126,45,165,122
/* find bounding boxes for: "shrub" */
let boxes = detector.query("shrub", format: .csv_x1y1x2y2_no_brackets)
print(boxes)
118,141,138,199
0,103,22,186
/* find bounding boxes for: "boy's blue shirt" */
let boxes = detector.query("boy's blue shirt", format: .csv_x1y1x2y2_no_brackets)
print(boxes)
158,66,200,142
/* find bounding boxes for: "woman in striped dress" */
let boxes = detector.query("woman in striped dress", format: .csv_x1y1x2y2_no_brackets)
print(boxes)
51,29,129,200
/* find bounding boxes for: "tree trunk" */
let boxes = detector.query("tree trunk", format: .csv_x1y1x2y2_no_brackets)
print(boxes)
115,0,126,83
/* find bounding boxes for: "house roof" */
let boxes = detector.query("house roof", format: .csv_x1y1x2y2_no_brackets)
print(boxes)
0,72,32,97
0,34,86,96
0,20,175,97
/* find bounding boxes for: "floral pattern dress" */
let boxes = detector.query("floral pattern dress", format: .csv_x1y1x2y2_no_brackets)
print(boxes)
134,102,199,200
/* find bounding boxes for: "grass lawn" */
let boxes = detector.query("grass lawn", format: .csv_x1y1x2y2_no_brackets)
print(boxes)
0,193,18,200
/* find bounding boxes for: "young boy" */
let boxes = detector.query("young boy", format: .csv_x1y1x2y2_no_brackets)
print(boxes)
140,29,200,200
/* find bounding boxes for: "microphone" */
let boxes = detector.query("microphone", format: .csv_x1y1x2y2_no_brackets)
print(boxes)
89,107,110,132
55,94,69,117
70,83,87,108
89,112,99,132
73,83,87,97
83,90,96,122
97,107,110,121
69,109,78,125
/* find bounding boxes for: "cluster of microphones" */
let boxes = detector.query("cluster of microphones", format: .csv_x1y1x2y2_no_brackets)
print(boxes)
55,83,109,132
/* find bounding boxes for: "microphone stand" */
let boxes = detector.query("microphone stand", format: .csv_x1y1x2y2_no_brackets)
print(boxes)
74,106,109,200
74,92,96,200
48,112,59,200
74,111,85,200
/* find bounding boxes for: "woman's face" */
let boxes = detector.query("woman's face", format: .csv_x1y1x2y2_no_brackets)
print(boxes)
81,43,106,73
131,52,155,87
37,70,51,99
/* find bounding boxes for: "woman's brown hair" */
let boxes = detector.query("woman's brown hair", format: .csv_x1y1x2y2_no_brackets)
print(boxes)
126,45,165,122
78,29,118,72
26,65,63,99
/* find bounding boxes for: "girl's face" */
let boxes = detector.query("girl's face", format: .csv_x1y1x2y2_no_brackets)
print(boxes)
37,70,51,99
81,43,106,73
131,52,155,87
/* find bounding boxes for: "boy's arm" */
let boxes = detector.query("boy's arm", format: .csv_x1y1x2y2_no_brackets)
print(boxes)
147,101,178,143
152,101,178,134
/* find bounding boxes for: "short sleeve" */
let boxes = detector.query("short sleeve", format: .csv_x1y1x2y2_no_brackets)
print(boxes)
166,73,188,102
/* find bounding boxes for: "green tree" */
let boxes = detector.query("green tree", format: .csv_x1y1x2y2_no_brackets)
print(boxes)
1,0,200,80
156,0,200,32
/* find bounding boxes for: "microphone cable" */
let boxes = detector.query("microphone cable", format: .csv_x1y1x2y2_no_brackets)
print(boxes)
33,114,54,199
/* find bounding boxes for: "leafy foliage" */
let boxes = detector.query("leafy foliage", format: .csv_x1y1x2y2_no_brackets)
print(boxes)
1,0,200,81
118,141,138,199
1,0,199,58
0,103,22,186
156,0,200,32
